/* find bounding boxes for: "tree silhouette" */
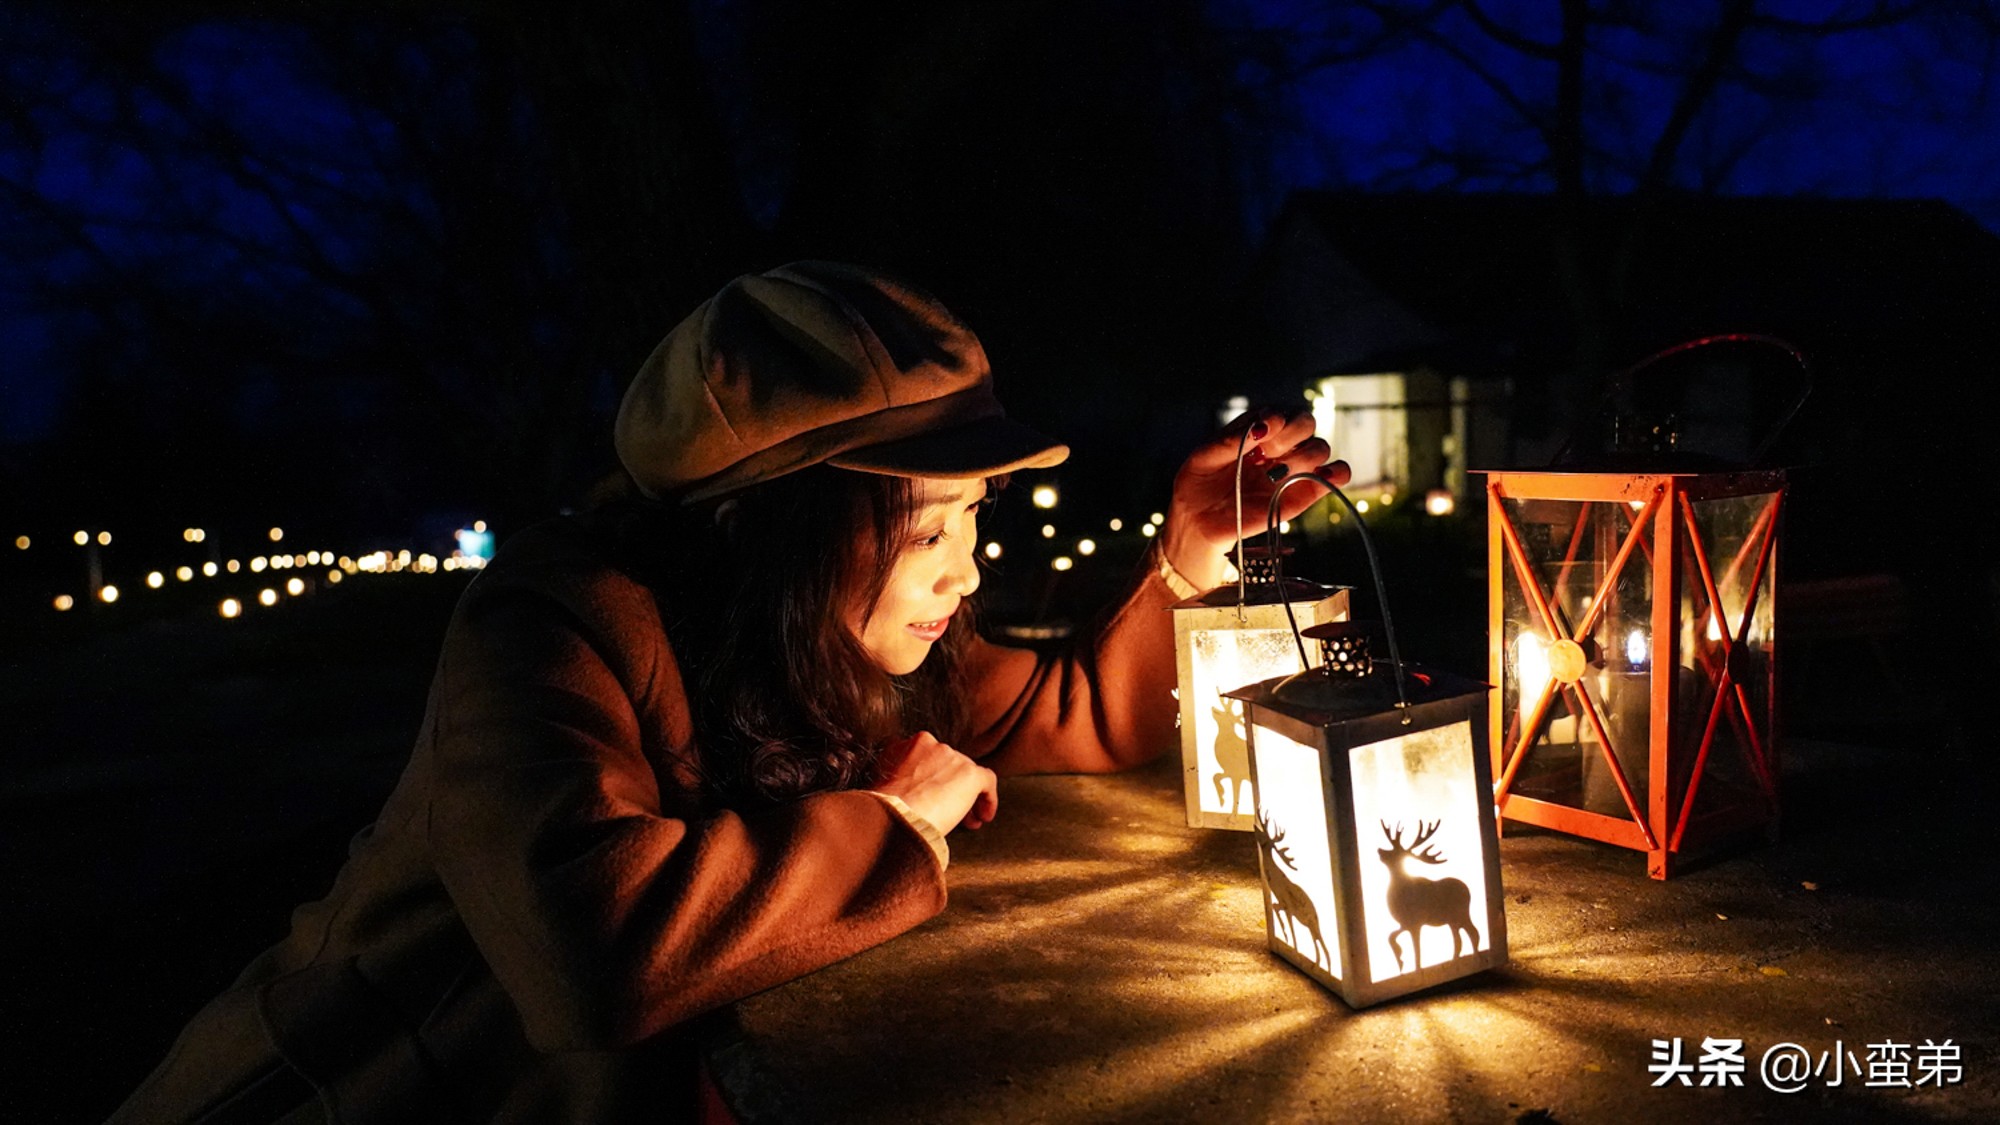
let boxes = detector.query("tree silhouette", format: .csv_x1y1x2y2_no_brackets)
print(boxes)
1208,0,2000,443
1,2,759,531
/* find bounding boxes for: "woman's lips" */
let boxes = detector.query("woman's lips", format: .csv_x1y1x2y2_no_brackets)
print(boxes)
906,614,952,642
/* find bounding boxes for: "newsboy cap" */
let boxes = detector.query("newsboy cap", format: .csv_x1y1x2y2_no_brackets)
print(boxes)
614,261,1069,503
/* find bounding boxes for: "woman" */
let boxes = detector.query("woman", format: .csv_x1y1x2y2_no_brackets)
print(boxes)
109,261,1342,1123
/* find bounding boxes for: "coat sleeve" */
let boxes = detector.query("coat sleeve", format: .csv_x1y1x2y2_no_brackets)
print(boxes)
960,542,1185,776
427,582,948,1054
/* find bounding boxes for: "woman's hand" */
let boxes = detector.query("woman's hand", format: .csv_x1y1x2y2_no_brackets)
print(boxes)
1162,405,1351,591
870,731,999,832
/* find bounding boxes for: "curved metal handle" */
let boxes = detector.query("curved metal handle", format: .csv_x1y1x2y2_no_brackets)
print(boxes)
1266,473,1412,721
1550,333,1813,468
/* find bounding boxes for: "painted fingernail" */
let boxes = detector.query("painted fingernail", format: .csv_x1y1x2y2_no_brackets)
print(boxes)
1250,421,1268,439
1245,448,1267,465
1266,465,1287,483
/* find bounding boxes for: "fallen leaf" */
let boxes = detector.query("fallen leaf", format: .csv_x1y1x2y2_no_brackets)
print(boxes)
1824,1017,1842,1027
1802,881,1819,891
1582,1062,1603,1073
1760,966,1789,977
1716,913,1729,920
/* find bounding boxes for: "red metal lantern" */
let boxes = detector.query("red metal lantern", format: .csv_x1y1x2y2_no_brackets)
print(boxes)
1482,336,1803,878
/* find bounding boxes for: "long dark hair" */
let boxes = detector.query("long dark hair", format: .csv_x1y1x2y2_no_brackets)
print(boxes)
593,466,994,807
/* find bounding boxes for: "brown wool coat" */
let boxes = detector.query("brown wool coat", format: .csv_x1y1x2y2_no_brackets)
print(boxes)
109,514,1183,1124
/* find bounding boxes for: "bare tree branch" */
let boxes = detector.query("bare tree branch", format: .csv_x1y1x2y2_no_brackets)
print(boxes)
1638,0,1757,195
1458,0,1560,59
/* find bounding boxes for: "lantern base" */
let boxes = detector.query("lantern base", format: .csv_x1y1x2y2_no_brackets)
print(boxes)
1271,939,1509,1010
1497,793,1779,881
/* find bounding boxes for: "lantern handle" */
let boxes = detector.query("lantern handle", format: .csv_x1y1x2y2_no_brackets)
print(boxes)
1548,333,1812,468
1266,472,1413,721
1232,425,1253,620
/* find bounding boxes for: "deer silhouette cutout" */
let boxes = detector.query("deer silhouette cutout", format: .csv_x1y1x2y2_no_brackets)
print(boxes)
1377,819,1479,973
1254,810,1330,969
1210,694,1250,815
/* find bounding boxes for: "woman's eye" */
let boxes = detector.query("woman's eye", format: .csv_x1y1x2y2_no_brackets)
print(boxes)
915,530,947,549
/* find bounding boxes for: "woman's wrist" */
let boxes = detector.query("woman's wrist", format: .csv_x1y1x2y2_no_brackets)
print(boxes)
863,790,950,871
1158,526,1228,594
1152,541,1202,600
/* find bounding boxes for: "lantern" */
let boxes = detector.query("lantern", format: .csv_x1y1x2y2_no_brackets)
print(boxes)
1173,438,1349,830
1173,549,1349,830
1483,336,1799,879
1484,466,1783,879
1227,477,1505,1007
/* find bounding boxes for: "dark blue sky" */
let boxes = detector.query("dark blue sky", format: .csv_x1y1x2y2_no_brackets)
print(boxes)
4,1,1996,451
1223,0,2000,229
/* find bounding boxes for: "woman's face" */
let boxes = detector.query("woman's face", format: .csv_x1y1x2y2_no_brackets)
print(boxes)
853,478,987,674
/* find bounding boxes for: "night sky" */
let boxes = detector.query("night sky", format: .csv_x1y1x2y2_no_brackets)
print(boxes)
3,1,1997,538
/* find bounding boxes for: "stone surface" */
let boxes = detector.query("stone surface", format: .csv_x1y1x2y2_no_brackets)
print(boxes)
709,741,2000,1124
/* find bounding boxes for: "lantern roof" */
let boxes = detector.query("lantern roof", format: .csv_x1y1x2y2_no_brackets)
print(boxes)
1170,577,1347,611
1225,661,1489,727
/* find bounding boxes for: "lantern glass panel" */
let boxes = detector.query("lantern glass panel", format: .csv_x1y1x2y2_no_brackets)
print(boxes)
1498,497,1656,815
1192,625,1312,820
1673,492,1779,808
1175,589,1348,829
1249,726,1341,980
1349,720,1493,983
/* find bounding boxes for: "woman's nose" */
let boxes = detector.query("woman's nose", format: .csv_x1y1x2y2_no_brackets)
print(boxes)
942,537,980,597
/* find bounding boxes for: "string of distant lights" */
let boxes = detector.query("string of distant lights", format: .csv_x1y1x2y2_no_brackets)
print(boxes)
19,479,1448,617
19,521,493,617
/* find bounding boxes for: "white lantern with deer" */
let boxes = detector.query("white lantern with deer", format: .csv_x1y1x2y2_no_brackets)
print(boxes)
1225,473,1508,1007
1173,436,1349,830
